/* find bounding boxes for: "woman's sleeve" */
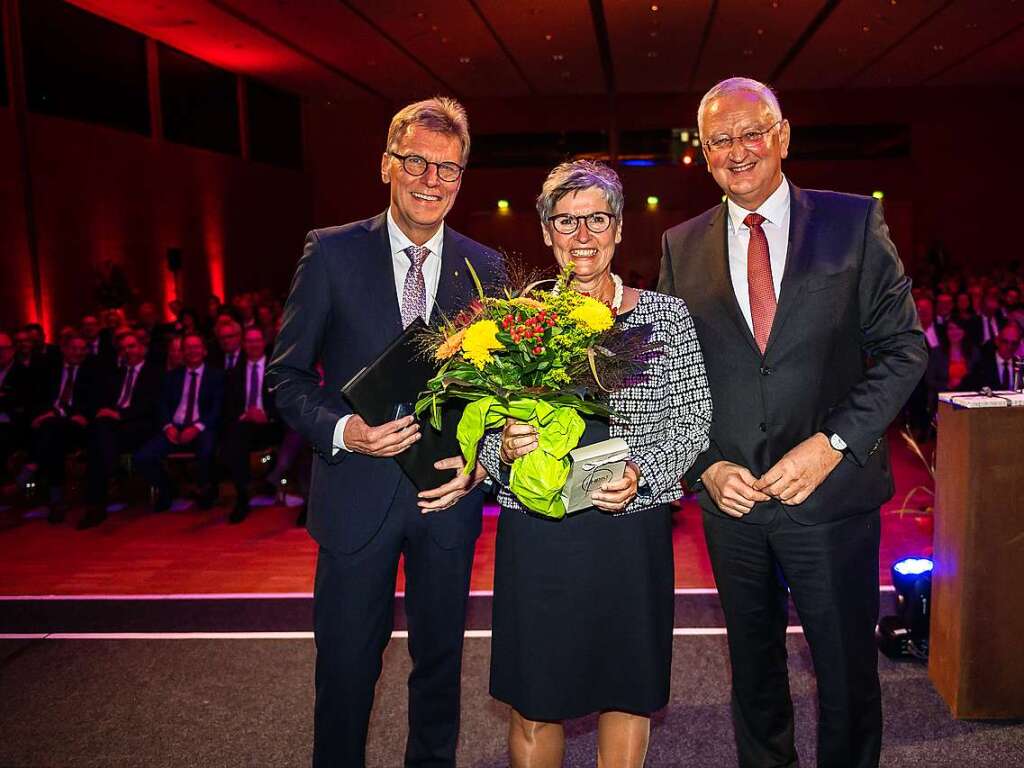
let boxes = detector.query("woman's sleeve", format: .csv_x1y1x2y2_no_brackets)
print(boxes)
629,302,713,501
477,428,509,487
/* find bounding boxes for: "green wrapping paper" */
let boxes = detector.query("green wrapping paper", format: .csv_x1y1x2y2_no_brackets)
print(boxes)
457,396,586,519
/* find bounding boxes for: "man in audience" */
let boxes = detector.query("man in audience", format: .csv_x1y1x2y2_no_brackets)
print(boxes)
24,323,60,370
221,326,281,523
934,292,954,331
27,333,99,522
134,332,224,512
971,286,1007,348
966,321,1021,391
212,317,243,371
79,331,163,529
13,329,36,368
0,331,32,481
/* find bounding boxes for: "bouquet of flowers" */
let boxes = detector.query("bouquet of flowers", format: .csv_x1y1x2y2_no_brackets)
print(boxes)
415,261,661,518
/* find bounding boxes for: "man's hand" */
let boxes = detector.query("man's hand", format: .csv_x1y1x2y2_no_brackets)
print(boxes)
242,407,268,424
70,415,88,428
96,408,121,420
31,411,56,430
418,456,487,512
164,425,180,445
590,463,639,513
702,461,771,518
179,425,200,444
344,414,420,457
753,433,843,506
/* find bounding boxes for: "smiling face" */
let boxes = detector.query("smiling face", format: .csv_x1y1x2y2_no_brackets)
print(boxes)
701,89,789,211
542,187,622,286
382,126,463,245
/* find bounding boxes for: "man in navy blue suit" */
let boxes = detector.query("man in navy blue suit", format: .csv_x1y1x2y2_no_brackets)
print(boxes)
134,332,224,511
267,97,503,767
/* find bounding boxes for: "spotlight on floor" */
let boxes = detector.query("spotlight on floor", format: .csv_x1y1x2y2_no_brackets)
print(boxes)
877,556,933,661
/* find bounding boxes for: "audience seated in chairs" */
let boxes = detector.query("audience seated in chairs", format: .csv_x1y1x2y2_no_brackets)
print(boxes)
0,332,33,482
964,321,1021,392
133,332,224,512
220,326,282,523
79,331,163,529
25,334,99,522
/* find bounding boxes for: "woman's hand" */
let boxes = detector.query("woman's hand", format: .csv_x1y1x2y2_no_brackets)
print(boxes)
590,463,639,513
500,419,538,463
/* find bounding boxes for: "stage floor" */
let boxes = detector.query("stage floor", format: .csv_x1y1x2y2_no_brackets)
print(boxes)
0,432,935,596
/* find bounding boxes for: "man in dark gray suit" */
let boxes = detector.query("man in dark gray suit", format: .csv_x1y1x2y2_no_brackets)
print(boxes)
659,78,927,768
267,97,503,768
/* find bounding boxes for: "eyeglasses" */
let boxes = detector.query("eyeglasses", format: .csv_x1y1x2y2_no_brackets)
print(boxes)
546,211,616,235
703,120,783,153
389,152,464,183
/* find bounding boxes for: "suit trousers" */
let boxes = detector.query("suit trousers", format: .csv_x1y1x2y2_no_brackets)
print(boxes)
32,417,86,488
86,418,153,505
312,480,477,768
133,427,217,494
703,506,882,768
220,420,283,494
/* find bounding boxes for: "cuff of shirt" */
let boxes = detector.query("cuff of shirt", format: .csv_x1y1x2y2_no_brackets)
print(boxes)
194,422,205,432
333,415,353,455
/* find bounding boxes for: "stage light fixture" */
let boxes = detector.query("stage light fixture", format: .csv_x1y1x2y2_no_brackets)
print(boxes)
497,199,510,212
646,196,659,207
682,155,693,165
872,190,885,200
877,556,933,661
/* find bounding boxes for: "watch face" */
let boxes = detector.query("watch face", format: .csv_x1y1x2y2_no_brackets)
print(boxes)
830,433,847,452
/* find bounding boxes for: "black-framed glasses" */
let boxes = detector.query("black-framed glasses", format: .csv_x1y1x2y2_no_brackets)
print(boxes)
389,152,464,182
546,211,616,235
703,120,783,153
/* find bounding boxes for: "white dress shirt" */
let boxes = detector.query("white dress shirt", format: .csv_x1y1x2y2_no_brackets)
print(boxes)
333,209,445,453
923,323,940,349
245,356,266,412
53,364,79,414
171,363,206,431
726,176,791,334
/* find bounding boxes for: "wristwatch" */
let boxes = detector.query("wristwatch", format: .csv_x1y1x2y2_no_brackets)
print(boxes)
823,430,848,454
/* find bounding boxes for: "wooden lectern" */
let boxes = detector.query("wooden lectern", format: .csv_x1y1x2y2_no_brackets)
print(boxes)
930,401,1024,719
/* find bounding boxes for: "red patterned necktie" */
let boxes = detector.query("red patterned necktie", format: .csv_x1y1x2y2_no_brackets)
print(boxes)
745,213,776,354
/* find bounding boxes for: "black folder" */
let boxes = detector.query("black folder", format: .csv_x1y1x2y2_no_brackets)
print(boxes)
341,318,464,491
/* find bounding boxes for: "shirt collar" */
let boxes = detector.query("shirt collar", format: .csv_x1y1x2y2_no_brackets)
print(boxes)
386,208,444,260
727,174,790,234
249,356,266,368
186,363,205,376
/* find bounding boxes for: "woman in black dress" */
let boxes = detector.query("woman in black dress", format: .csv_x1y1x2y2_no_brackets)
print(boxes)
477,160,713,767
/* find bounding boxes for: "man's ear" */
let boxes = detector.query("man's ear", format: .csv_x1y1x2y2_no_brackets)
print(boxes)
381,152,390,183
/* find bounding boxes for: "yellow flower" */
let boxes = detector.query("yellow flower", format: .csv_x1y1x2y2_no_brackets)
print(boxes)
510,297,546,310
568,296,614,332
461,320,504,369
435,328,466,361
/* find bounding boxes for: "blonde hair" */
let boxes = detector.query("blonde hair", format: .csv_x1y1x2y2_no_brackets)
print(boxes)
386,97,470,165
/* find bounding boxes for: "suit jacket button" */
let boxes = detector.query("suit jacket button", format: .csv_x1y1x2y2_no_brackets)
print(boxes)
759,366,772,376
759,422,767,432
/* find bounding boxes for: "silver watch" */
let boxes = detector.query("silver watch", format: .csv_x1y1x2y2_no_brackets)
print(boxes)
825,431,847,453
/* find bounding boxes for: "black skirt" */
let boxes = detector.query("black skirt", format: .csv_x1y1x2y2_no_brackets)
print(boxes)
489,419,675,721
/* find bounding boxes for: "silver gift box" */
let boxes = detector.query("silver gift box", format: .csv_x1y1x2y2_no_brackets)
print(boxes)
560,437,631,514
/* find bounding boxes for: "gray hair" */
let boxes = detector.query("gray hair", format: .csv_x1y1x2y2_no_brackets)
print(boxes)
386,96,470,166
697,77,782,135
536,160,624,223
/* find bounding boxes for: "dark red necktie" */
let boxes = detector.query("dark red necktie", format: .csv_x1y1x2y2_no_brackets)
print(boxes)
745,213,776,354
184,371,198,426
247,362,260,410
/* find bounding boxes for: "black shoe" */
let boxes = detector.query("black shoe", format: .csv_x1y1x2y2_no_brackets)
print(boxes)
77,507,107,530
153,489,173,513
228,496,249,524
47,503,67,524
294,504,307,527
196,485,218,510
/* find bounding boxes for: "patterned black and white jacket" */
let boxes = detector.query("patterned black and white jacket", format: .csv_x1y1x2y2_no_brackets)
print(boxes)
478,290,713,515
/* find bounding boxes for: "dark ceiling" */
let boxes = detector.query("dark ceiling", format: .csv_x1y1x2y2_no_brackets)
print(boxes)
67,0,1024,103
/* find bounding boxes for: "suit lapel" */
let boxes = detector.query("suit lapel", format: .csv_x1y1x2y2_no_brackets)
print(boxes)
707,205,761,356
764,181,815,355
431,226,472,323
364,212,404,339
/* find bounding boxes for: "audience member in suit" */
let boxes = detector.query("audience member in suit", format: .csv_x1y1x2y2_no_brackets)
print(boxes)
964,320,1021,391
164,334,184,371
211,317,243,371
81,314,117,368
970,288,1007,349
0,332,32,479
79,331,164,529
220,326,282,523
134,332,224,511
925,318,979,416
933,292,954,332
13,329,36,369
907,298,942,439
953,292,975,325
24,323,61,371
27,334,99,522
